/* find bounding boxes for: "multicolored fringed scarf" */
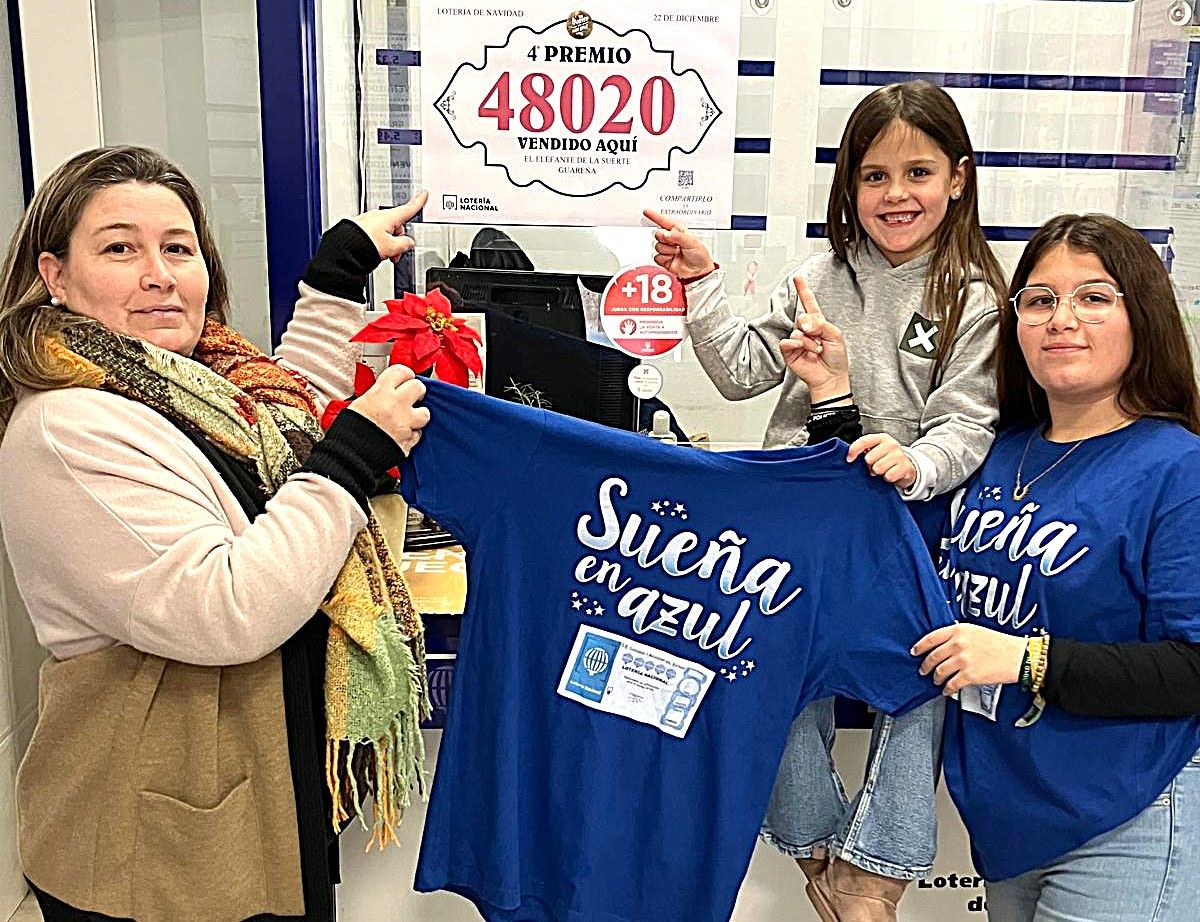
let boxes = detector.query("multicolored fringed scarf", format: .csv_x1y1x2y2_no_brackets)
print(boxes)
48,318,430,850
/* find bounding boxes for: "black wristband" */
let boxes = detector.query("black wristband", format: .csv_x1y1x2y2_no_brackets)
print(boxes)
300,408,406,512
810,392,854,409
302,219,381,302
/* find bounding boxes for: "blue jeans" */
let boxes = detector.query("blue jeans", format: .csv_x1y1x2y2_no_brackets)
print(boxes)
761,696,944,879
985,747,1200,922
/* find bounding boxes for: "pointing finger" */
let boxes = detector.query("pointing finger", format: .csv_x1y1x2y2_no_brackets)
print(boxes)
792,274,826,327
643,208,684,233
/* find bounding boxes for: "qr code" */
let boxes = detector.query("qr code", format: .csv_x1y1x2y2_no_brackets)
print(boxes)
677,170,694,187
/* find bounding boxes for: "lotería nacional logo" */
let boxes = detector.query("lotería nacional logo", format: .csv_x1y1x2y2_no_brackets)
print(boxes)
566,10,593,39
443,194,499,212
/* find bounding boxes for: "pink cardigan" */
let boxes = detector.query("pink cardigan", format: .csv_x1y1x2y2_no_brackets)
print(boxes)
0,283,371,665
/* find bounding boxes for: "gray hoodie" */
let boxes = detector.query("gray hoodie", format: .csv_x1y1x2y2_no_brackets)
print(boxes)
684,241,1000,498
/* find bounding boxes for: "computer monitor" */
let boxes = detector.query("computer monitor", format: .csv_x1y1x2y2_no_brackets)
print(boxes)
424,267,641,432
478,305,640,430
424,267,611,340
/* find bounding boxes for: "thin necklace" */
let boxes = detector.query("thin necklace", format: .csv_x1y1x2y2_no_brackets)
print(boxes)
1012,418,1132,501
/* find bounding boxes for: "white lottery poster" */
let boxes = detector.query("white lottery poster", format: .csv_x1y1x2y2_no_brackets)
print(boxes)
419,3,740,227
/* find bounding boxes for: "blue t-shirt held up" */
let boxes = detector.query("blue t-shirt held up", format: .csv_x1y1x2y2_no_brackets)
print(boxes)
941,419,1200,881
402,381,950,922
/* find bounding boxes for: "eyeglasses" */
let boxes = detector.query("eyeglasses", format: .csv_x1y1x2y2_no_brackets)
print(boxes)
1010,283,1124,326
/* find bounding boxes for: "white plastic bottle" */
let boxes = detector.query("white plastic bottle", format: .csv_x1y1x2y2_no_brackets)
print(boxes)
648,409,678,445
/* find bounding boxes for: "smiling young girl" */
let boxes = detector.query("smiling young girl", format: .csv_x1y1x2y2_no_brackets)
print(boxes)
646,80,1007,920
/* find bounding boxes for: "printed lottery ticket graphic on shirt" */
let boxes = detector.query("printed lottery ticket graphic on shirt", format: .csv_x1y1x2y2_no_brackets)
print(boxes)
557,624,715,738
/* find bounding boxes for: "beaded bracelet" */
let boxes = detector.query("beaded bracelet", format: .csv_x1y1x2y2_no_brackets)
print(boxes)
1031,635,1051,695
1016,634,1051,728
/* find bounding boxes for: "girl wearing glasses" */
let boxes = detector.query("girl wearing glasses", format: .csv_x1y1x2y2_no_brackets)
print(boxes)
901,213,1200,920
645,80,1006,921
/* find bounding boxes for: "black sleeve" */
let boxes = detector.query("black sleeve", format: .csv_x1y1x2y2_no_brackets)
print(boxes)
806,405,863,444
299,409,406,513
301,219,381,302
1043,637,1200,718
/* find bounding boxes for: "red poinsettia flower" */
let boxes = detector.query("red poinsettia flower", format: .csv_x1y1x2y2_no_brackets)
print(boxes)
321,361,377,430
349,287,483,387
320,362,401,478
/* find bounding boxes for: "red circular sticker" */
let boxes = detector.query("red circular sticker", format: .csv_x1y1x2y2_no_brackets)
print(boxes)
600,264,687,359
